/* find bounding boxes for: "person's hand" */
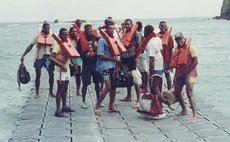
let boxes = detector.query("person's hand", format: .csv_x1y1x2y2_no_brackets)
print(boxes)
114,58,121,65
86,52,95,58
20,56,24,63
60,64,67,72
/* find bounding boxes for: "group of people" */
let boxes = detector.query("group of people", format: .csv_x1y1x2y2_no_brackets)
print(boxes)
20,17,198,123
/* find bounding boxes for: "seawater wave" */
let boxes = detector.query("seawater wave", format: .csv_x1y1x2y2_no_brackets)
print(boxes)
0,17,230,141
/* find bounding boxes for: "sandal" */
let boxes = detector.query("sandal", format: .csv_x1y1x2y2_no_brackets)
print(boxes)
94,108,102,116
119,97,132,102
55,111,67,117
108,108,120,113
176,111,188,116
61,107,75,112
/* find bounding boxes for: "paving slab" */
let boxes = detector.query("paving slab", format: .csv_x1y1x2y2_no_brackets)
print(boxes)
9,76,230,142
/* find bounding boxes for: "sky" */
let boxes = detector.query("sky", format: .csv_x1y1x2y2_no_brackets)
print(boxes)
0,0,223,23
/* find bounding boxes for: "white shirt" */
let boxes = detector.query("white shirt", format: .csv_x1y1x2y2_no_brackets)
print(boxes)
146,37,163,70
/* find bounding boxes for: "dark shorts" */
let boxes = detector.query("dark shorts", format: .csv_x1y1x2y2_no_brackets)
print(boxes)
34,54,54,71
121,57,136,71
175,77,187,85
82,64,100,86
70,65,81,77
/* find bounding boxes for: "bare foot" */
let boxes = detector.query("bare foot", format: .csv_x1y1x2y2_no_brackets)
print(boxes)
188,117,199,124
133,102,140,109
34,94,40,99
176,111,188,116
49,92,56,97
76,92,82,96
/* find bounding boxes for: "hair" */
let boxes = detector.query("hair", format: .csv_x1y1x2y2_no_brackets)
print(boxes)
136,21,143,30
69,27,75,32
124,18,132,24
159,21,167,25
144,25,154,35
75,19,81,23
104,18,114,26
59,28,68,34
42,22,50,29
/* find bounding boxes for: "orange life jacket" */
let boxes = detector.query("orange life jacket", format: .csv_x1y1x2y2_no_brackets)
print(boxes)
170,37,192,68
80,31,98,52
37,32,53,47
136,32,156,58
121,24,138,47
52,34,80,58
156,27,172,46
99,29,126,56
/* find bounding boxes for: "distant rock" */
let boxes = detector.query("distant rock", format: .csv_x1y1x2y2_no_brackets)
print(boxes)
213,0,230,20
54,19,59,23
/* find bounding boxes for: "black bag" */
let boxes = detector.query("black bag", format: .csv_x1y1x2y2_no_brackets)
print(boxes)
17,63,30,90
111,64,134,88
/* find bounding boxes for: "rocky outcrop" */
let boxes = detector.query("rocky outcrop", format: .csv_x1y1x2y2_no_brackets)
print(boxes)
214,0,230,20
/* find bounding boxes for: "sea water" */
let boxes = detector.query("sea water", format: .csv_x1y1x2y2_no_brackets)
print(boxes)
0,17,229,141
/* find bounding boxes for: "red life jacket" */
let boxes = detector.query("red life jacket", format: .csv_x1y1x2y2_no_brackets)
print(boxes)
99,29,126,56
121,24,138,47
170,37,192,68
52,34,80,58
136,32,156,58
80,31,98,52
156,27,174,64
37,32,53,47
156,27,172,46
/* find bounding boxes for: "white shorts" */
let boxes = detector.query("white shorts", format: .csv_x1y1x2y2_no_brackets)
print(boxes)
137,58,149,72
55,70,71,81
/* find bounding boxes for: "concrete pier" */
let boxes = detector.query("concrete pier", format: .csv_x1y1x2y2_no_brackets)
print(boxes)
9,76,230,142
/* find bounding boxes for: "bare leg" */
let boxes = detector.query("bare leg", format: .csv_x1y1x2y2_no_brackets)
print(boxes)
34,67,41,99
75,74,81,96
61,81,69,109
56,81,64,112
165,72,172,90
82,85,88,102
96,80,111,108
48,70,55,97
186,82,198,123
175,83,188,115
94,82,100,100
